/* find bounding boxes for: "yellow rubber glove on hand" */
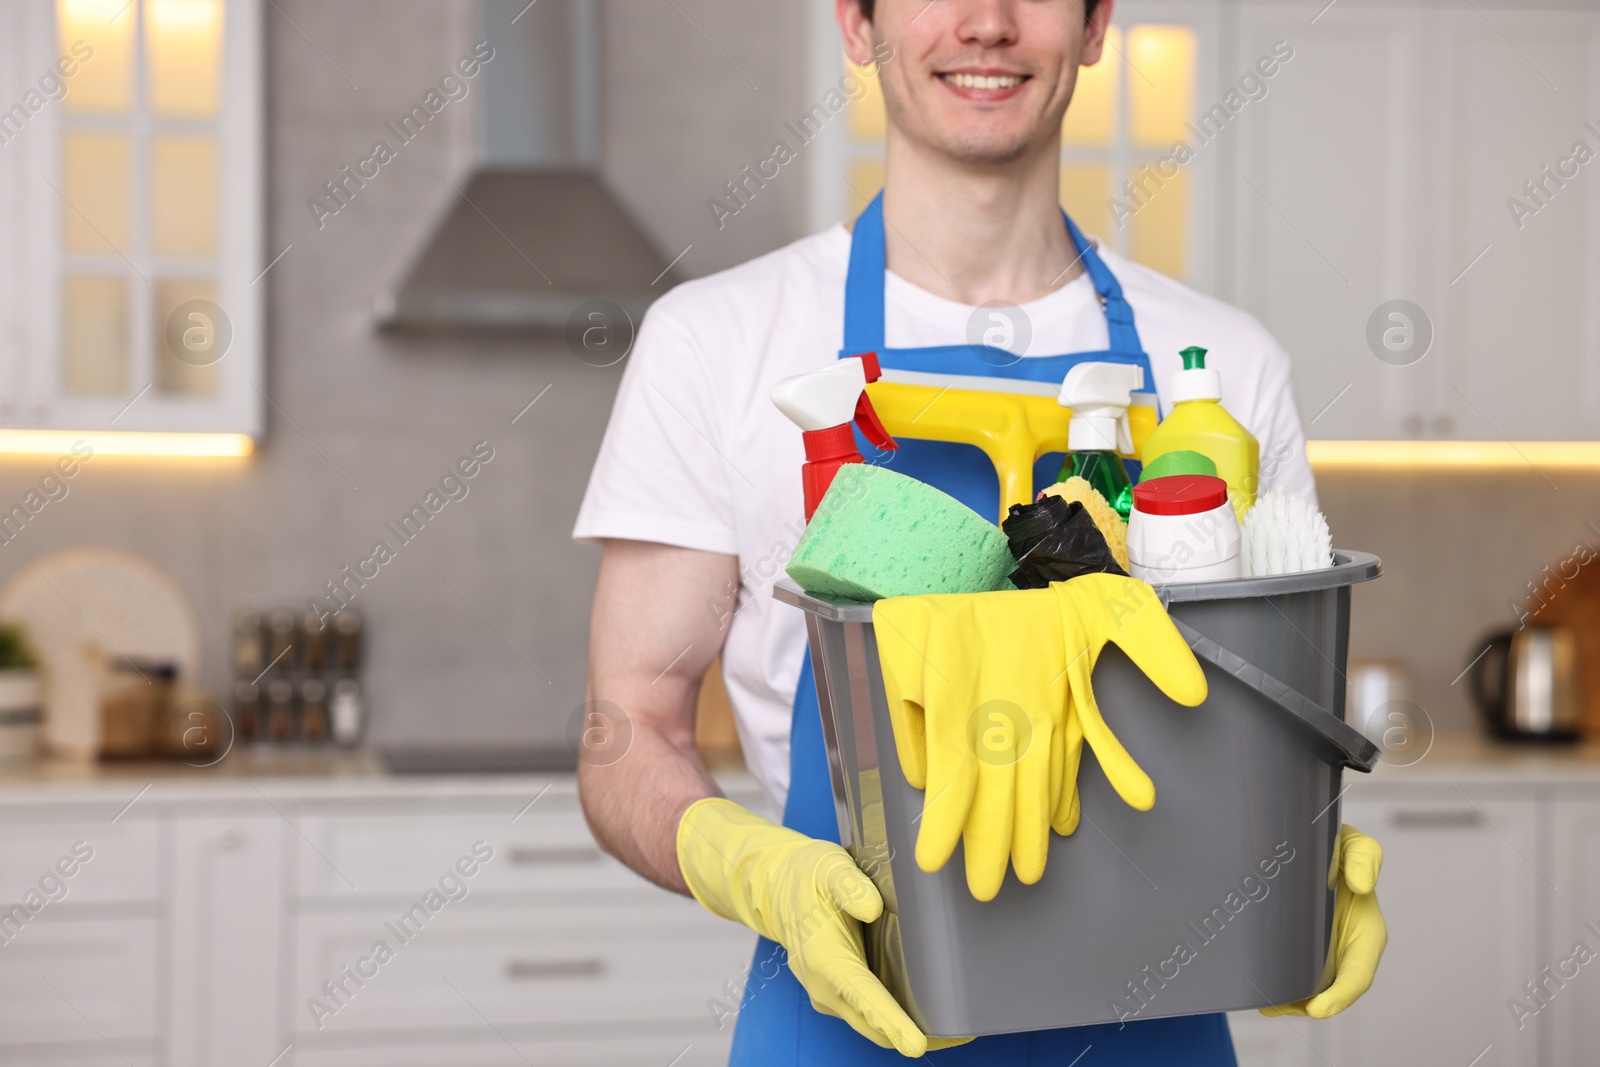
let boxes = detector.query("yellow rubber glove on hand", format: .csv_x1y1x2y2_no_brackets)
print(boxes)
677,797,944,1057
873,589,1076,902
1261,825,1388,1019
1051,574,1209,817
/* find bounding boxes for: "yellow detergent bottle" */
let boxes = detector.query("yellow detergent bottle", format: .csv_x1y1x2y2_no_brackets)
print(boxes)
1140,347,1259,520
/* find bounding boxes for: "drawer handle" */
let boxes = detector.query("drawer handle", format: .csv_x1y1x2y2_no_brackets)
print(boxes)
1391,808,1484,829
504,957,605,980
508,846,602,866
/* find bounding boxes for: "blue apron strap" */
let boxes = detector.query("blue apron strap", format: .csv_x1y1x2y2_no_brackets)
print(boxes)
1063,212,1143,356
844,193,1146,362
843,192,889,357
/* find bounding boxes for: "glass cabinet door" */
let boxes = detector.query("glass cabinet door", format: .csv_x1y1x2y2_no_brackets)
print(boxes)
4,0,260,451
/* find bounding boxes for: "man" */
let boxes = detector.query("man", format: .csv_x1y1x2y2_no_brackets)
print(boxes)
574,1,1385,1062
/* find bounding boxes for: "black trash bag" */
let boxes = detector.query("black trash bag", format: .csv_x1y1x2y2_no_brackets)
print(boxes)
1003,494,1127,589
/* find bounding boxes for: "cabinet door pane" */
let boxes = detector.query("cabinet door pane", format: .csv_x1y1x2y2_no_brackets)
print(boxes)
152,135,218,256
1128,25,1195,149
62,131,132,255
63,274,129,395
1131,166,1187,278
147,0,224,118
154,278,218,396
59,0,135,114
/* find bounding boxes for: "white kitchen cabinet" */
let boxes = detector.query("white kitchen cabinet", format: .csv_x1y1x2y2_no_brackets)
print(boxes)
0,914,161,1050
1436,8,1600,441
290,896,753,1039
287,801,647,899
1541,796,1600,1064
0,768,1590,1065
1230,4,1443,441
1229,2,1600,441
0,812,159,904
1322,789,1542,1067
0,780,763,1066
0,0,263,442
166,815,284,1067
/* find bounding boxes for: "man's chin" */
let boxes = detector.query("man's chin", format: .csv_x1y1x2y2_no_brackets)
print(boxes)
933,132,1039,168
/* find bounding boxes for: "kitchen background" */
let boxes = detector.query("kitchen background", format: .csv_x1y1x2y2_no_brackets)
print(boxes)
1,0,1592,750
0,1,1598,1066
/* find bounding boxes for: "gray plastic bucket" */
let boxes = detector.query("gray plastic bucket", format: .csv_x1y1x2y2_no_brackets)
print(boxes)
773,551,1382,1038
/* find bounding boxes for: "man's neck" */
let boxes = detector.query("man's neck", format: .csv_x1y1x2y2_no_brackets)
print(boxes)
877,133,1083,307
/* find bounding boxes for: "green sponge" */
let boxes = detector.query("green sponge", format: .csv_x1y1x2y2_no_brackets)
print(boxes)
786,464,1015,601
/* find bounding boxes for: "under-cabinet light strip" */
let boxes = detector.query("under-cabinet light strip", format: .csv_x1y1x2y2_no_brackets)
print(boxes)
0,431,254,458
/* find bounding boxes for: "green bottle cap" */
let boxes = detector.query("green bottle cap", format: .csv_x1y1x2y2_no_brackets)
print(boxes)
1180,346,1209,370
1140,449,1218,483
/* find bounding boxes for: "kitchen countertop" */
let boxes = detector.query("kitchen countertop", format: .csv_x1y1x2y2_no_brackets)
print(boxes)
0,733,1596,808
0,747,764,808
1363,730,1600,786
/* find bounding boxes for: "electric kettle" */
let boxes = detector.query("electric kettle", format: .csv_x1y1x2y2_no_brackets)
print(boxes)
1469,625,1583,741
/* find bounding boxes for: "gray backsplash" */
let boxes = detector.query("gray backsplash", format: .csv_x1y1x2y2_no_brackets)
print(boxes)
1322,470,1600,736
0,1,1590,749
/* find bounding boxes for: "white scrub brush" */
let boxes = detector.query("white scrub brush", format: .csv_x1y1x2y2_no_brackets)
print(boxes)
1241,489,1333,576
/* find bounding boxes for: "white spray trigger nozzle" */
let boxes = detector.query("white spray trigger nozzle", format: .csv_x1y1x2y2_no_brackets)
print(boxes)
771,360,869,432
1058,362,1144,456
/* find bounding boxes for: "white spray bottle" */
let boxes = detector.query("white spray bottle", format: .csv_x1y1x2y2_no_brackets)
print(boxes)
1054,362,1144,519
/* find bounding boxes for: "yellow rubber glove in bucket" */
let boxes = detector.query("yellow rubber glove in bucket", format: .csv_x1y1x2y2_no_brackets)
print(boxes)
1052,573,1210,816
874,588,1075,902
875,575,1208,901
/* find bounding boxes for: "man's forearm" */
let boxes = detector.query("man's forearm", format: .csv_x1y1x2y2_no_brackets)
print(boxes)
579,540,740,895
578,720,720,895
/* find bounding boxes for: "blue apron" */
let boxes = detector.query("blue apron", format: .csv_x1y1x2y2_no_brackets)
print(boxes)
728,195,1237,1065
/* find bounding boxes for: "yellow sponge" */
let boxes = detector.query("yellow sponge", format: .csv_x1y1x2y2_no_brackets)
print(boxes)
1039,477,1130,572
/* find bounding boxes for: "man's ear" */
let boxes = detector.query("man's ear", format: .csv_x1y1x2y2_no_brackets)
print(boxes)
1079,0,1117,67
837,0,878,68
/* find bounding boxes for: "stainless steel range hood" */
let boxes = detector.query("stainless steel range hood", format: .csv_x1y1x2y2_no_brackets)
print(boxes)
378,0,678,334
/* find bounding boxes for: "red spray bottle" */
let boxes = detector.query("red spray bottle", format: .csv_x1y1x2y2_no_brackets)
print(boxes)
771,353,898,521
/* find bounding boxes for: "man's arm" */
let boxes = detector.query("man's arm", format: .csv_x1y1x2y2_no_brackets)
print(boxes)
579,538,739,895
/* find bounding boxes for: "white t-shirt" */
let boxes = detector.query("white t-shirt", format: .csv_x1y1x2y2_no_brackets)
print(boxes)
573,224,1315,815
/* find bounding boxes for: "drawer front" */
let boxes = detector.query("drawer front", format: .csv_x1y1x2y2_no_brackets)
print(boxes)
291,898,755,1037
294,1032,732,1066
291,802,644,898
0,916,160,1046
0,816,160,905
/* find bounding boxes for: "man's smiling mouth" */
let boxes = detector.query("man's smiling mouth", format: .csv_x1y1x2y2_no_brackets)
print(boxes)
938,72,1029,91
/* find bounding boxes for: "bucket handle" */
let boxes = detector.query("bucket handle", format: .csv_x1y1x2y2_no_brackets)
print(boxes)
1170,619,1380,773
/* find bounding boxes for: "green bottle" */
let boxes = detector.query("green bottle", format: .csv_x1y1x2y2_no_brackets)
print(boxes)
1054,362,1142,520
1057,450,1134,520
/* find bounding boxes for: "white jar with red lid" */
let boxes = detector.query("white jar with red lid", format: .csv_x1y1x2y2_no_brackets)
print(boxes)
1127,474,1242,584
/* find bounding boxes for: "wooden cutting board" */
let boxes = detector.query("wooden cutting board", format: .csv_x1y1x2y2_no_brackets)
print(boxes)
0,547,200,757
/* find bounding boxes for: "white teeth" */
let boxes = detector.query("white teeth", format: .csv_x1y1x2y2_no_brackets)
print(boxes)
942,73,1024,91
